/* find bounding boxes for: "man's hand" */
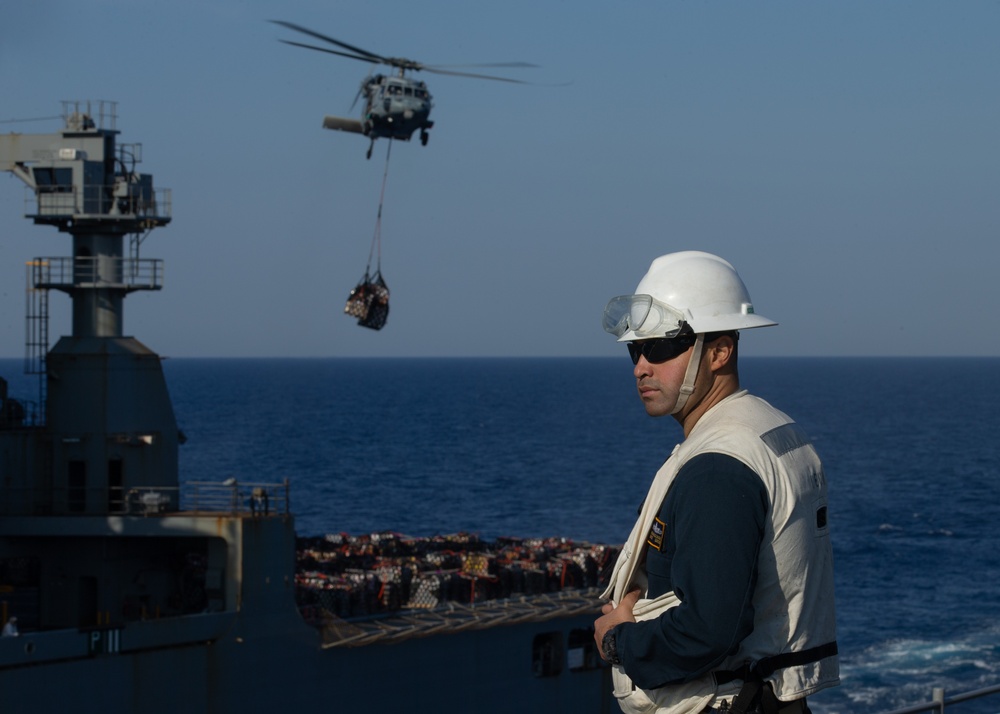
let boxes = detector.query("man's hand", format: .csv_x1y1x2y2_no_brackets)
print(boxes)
594,589,641,660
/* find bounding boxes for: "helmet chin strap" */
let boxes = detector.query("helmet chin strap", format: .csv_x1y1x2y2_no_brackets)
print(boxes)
670,334,704,416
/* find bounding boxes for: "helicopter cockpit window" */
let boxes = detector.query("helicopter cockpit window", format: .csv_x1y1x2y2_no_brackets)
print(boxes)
404,87,413,96
387,85,403,96
414,89,427,99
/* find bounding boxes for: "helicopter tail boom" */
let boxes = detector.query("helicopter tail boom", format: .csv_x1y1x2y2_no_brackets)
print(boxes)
322,116,366,134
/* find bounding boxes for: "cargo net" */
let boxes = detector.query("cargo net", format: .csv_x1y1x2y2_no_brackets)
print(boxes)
295,532,619,625
344,270,390,330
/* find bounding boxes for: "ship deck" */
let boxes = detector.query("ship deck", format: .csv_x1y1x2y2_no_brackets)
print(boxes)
319,588,604,648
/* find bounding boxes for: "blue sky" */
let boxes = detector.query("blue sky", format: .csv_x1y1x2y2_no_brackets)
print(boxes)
1,1,998,358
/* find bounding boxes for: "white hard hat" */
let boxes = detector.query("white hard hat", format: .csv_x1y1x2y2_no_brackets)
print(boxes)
603,251,777,342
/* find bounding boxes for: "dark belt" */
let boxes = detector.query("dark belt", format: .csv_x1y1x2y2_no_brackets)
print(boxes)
704,697,809,714
711,641,835,714
714,642,839,687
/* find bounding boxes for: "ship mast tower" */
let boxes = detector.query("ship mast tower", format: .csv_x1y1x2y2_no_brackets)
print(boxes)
0,101,178,516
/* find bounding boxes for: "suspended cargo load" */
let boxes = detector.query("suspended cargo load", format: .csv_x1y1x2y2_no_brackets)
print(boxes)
344,140,393,330
344,269,390,330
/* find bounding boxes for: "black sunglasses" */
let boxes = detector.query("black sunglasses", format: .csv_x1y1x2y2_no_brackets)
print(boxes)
627,333,697,365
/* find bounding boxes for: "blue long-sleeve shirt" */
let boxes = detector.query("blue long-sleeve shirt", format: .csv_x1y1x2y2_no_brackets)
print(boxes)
614,452,769,690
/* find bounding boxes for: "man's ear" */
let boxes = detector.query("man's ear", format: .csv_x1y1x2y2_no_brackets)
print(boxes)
708,335,736,371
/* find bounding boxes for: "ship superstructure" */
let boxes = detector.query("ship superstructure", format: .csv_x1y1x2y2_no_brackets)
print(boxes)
0,103,611,713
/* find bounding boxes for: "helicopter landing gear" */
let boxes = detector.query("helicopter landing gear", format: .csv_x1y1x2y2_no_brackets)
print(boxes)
366,139,374,160
420,130,429,146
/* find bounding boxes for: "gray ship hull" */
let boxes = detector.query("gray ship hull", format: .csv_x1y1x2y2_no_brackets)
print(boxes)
0,510,612,713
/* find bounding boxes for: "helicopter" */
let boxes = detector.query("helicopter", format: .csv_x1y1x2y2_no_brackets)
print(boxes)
272,21,536,159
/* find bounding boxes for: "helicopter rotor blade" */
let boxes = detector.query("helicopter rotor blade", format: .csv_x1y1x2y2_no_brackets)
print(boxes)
277,39,378,64
272,21,554,82
426,62,540,69
271,20,387,63
420,66,534,84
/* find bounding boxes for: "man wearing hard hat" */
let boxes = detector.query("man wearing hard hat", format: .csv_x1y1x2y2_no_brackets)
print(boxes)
594,251,839,714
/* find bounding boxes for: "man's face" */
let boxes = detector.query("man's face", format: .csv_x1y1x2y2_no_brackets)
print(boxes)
631,341,696,417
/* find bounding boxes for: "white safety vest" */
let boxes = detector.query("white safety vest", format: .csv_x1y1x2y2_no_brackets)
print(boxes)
601,390,839,714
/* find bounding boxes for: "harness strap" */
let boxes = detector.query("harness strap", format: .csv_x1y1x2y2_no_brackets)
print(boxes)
714,641,838,686
714,641,838,714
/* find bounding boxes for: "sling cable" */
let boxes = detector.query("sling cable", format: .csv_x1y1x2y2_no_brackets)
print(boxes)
344,139,392,330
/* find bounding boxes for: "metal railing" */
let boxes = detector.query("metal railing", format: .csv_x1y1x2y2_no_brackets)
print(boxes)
878,684,1000,714
122,486,179,515
0,485,176,517
183,480,290,517
0,481,288,518
0,397,41,428
61,99,117,131
30,256,164,291
24,184,171,222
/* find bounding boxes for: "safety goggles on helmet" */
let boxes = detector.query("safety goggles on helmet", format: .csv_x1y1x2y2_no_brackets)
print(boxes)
626,331,697,365
603,294,688,340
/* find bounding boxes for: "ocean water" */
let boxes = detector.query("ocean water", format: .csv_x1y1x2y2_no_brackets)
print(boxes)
3,356,999,713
